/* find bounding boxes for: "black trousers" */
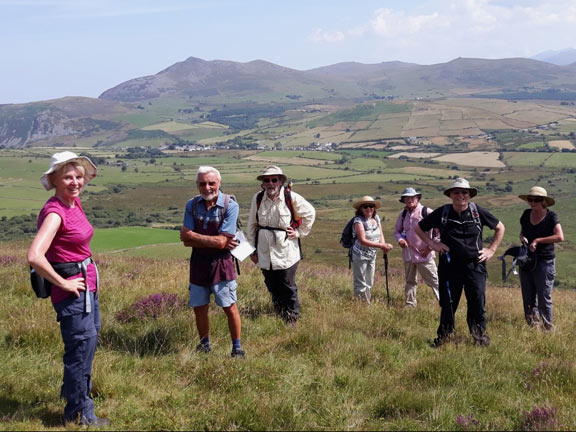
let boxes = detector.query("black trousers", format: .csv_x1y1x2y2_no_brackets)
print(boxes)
261,262,300,322
437,259,487,340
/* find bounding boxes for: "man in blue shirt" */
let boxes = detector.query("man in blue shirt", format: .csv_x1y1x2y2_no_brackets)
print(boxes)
180,166,245,357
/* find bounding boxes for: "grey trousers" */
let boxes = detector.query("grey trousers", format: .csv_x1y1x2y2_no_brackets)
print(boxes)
352,252,375,304
519,258,555,329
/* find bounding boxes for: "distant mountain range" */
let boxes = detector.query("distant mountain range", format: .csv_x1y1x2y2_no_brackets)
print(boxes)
2,55,576,147
531,48,576,66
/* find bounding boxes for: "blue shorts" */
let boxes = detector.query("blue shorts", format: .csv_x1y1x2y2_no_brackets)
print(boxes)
189,280,237,308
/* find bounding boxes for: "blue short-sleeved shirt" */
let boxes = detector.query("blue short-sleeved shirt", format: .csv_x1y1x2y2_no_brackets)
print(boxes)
183,193,239,237
183,193,239,287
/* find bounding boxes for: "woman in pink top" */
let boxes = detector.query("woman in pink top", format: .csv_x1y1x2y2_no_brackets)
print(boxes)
27,152,110,427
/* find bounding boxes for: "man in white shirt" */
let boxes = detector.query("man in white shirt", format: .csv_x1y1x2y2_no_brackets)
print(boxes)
247,165,316,324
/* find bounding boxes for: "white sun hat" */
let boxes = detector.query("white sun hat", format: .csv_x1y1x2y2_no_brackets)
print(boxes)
40,151,98,191
443,178,478,198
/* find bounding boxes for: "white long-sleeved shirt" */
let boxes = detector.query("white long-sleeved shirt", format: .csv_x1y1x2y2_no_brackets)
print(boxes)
247,188,316,270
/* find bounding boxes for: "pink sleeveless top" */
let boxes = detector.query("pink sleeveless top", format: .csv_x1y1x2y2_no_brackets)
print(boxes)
38,196,98,304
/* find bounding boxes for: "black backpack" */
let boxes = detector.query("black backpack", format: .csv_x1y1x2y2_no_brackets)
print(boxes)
499,244,538,281
340,217,371,268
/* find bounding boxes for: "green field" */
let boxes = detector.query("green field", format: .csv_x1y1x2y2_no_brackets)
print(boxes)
90,227,179,253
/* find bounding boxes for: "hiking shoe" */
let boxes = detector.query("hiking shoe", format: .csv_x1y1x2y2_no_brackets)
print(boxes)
195,343,211,354
473,334,491,347
430,334,453,348
231,348,246,358
80,417,112,428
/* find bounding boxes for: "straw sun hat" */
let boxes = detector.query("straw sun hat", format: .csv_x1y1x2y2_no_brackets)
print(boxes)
353,196,382,210
40,151,98,191
518,186,555,207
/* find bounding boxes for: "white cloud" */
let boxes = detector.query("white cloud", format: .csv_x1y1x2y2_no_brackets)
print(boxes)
309,28,346,44
371,8,448,36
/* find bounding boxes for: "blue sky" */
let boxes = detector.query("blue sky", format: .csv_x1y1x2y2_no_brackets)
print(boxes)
1,0,575,104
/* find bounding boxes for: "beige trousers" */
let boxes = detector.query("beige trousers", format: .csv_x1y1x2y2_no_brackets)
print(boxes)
404,259,440,306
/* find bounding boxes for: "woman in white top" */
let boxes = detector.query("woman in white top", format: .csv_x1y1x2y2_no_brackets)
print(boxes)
351,196,394,303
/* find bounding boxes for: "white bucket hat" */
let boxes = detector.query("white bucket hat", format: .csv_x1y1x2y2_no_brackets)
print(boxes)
518,186,555,207
353,196,382,210
40,151,98,191
400,187,422,203
256,165,287,184
443,178,478,198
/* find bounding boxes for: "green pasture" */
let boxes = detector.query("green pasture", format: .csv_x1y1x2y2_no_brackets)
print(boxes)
517,141,545,150
254,150,342,161
90,227,179,253
309,101,411,128
557,119,576,133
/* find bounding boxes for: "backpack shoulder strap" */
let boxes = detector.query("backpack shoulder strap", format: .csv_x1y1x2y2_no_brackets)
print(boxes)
284,188,297,224
218,193,230,227
255,190,265,223
468,202,481,230
191,195,201,219
440,204,450,234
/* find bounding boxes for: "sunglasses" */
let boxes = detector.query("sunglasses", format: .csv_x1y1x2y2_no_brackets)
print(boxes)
361,204,375,209
262,178,279,183
451,189,470,195
527,197,543,203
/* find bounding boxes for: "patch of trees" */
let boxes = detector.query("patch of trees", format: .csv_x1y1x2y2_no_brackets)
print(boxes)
116,147,167,160
0,214,38,241
207,104,289,130
125,129,172,140
473,88,576,101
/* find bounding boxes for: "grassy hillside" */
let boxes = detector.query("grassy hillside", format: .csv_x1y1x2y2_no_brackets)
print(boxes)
1,241,575,430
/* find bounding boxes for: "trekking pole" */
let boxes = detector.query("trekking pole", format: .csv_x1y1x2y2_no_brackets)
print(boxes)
444,252,455,326
384,253,390,307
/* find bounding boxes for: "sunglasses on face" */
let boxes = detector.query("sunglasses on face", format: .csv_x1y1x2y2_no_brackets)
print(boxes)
451,189,470,195
527,197,543,203
262,178,279,183
362,204,375,209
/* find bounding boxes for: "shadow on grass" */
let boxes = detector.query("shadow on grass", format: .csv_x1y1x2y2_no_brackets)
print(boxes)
0,396,63,427
99,326,178,356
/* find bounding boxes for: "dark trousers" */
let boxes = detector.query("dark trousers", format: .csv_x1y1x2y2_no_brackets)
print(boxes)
437,260,487,340
54,291,100,423
262,262,300,323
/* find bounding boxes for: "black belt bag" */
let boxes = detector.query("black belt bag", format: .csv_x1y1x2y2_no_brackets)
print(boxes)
30,258,98,313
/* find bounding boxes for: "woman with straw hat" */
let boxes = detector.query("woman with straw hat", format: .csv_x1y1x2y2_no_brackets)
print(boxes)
350,196,393,303
518,186,564,330
27,152,110,426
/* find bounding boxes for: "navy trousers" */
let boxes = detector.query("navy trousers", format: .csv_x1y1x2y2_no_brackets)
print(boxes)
54,291,100,423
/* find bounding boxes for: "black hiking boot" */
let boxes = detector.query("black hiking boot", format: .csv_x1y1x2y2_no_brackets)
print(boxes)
195,343,211,354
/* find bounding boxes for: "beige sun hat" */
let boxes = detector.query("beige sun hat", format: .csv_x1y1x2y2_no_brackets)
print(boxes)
40,151,98,191
256,165,287,184
518,186,555,207
443,178,478,198
353,196,382,210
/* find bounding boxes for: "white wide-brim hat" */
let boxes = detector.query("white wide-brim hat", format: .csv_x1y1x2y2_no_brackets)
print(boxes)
400,187,422,203
353,196,382,210
443,178,478,198
256,165,287,183
518,186,555,207
40,151,98,191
